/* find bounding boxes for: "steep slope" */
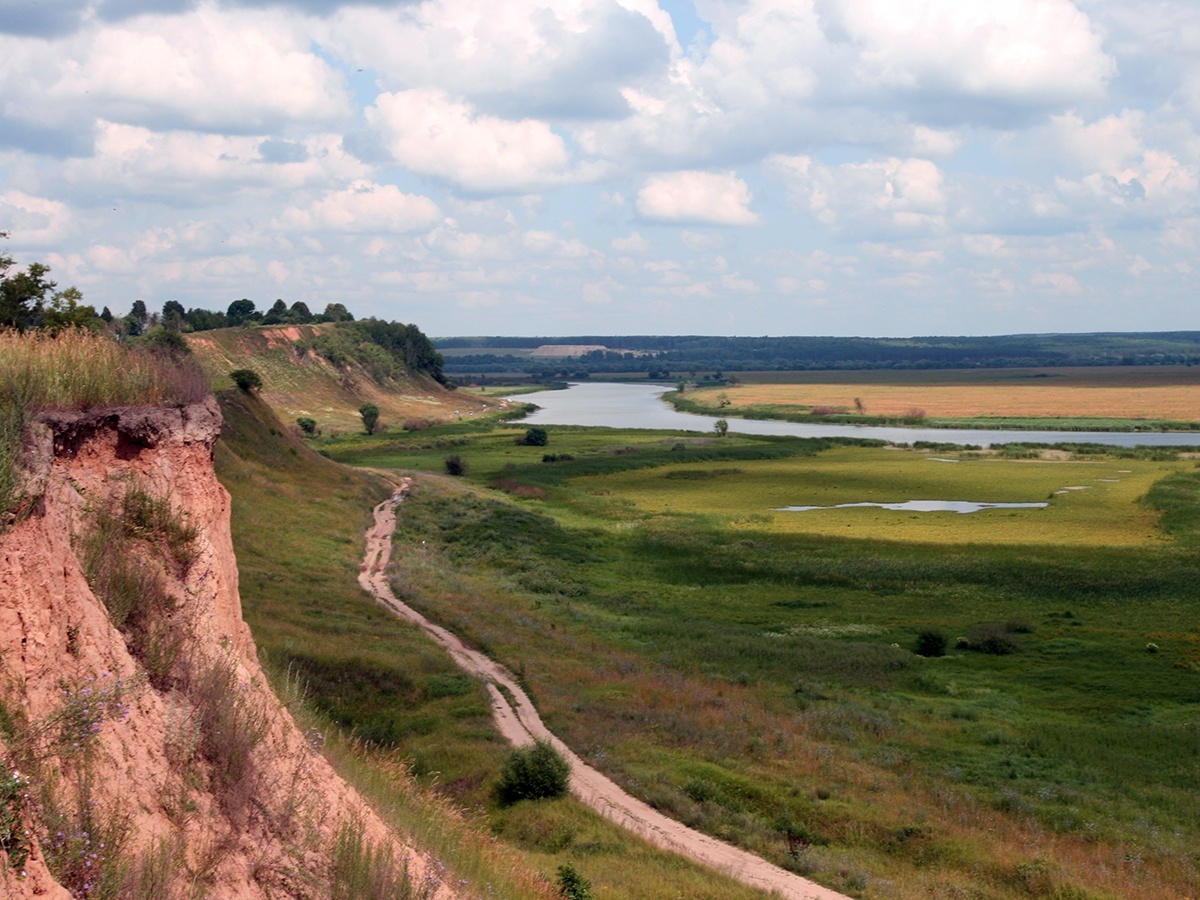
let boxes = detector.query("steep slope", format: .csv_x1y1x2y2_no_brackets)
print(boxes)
0,399,457,898
187,324,493,433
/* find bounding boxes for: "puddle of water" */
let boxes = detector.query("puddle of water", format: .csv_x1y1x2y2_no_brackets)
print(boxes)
773,500,1049,514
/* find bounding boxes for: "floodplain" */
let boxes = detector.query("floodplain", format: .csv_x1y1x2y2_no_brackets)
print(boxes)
318,408,1200,899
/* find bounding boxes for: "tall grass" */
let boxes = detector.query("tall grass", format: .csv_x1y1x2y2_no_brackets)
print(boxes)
0,330,210,525
0,329,208,412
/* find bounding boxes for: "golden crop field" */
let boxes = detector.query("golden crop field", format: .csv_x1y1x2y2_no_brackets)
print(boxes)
701,366,1200,420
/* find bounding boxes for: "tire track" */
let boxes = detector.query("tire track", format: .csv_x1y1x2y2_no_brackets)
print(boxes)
359,481,848,900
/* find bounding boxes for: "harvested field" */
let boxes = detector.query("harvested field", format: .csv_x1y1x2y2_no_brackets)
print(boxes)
700,366,1200,421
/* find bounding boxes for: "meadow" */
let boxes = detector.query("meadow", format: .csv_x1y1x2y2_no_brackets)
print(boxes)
319,419,1200,898
215,390,766,899
671,366,1200,430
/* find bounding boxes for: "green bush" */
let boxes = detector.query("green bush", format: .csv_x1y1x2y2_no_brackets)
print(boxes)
444,454,468,476
496,740,570,805
556,863,593,900
296,417,317,436
230,368,262,392
915,630,947,658
522,427,549,447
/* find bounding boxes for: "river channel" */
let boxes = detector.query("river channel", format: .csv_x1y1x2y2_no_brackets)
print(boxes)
508,381,1200,449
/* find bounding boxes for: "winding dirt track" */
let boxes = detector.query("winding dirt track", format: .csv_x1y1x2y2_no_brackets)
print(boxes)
358,482,849,900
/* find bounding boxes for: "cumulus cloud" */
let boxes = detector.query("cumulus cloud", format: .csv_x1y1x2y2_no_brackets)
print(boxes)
1,8,349,135
279,181,441,233
367,89,580,194
0,191,76,245
770,154,947,237
818,0,1114,119
636,171,758,225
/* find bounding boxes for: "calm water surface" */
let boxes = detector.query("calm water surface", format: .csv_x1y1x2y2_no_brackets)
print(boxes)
508,382,1200,449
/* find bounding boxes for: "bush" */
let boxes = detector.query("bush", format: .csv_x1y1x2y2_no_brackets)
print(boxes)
915,630,947,658
359,403,380,435
522,427,549,447
556,863,593,900
496,741,570,805
230,368,262,392
296,417,317,436
444,454,468,476
963,623,1020,655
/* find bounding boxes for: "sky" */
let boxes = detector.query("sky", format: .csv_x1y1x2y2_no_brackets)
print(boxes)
1,0,1198,338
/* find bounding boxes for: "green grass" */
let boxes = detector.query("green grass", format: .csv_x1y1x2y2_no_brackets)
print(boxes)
330,421,1200,899
214,389,772,899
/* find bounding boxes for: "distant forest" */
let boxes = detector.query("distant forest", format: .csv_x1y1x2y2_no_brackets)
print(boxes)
437,333,1200,377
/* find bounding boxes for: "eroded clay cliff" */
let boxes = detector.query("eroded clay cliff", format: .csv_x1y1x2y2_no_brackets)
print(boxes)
0,399,454,898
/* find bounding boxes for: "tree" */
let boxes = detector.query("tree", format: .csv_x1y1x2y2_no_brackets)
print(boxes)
296,417,317,436
1,235,58,331
230,369,262,392
359,402,380,434
262,299,288,325
320,302,353,322
226,298,257,326
714,418,729,437
162,300,186,331
288,301,313,323
522,427,549,447
41,287,100,335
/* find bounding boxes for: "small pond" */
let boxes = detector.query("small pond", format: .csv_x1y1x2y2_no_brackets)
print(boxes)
773,500,1049,514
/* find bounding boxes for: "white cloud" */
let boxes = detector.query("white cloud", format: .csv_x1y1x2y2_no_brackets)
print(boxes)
0,191,75,244
636,170,758,225
367,89,579,194
770,154,946,236
820,0,1113,111
2,8,349,134
279,181,440,234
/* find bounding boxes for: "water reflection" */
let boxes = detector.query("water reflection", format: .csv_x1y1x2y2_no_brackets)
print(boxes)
773,500,1049,514
509,382,1200,448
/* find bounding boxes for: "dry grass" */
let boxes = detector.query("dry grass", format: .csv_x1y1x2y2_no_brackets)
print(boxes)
0,329,209,412
701,366,1200,421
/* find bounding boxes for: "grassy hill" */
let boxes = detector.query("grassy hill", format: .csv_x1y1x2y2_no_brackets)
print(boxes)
189,323,494,434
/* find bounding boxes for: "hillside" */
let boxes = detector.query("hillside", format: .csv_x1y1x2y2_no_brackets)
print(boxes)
0,398,460,897
188,324,494,434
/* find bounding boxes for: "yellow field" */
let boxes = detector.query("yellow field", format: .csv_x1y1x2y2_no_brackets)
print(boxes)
697,366,1200,420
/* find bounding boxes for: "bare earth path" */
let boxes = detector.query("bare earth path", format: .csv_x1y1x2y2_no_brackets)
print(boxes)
358,482,849,900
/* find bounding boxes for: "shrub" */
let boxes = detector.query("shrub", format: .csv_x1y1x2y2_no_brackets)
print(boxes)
714,418,729,437
556,863,593,900
296,417,317,436
496,741,570,805
521,427,549,447
230,368,262,392
359,403,380,435
964,623,1020,655
915,630,947,658
444,455,468,476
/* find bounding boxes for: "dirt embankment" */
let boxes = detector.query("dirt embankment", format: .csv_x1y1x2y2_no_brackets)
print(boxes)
0,400,457,898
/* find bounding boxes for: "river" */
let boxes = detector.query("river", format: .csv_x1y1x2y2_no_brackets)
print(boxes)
507,382,1200,449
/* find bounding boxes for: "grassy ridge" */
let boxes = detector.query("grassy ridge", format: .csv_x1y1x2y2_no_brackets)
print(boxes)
326,422,1200,898
214,389,768,899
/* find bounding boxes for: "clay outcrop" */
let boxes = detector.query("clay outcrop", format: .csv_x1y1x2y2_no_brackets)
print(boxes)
0,399,453,898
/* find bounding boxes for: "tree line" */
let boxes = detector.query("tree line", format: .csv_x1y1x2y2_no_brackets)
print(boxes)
0,238,446,385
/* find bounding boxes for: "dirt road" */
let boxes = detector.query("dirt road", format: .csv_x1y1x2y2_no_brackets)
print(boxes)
358,482,849,900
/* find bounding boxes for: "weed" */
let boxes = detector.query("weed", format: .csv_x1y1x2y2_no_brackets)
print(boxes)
0,761,31,872
330,819,434,900
182,652,267,817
